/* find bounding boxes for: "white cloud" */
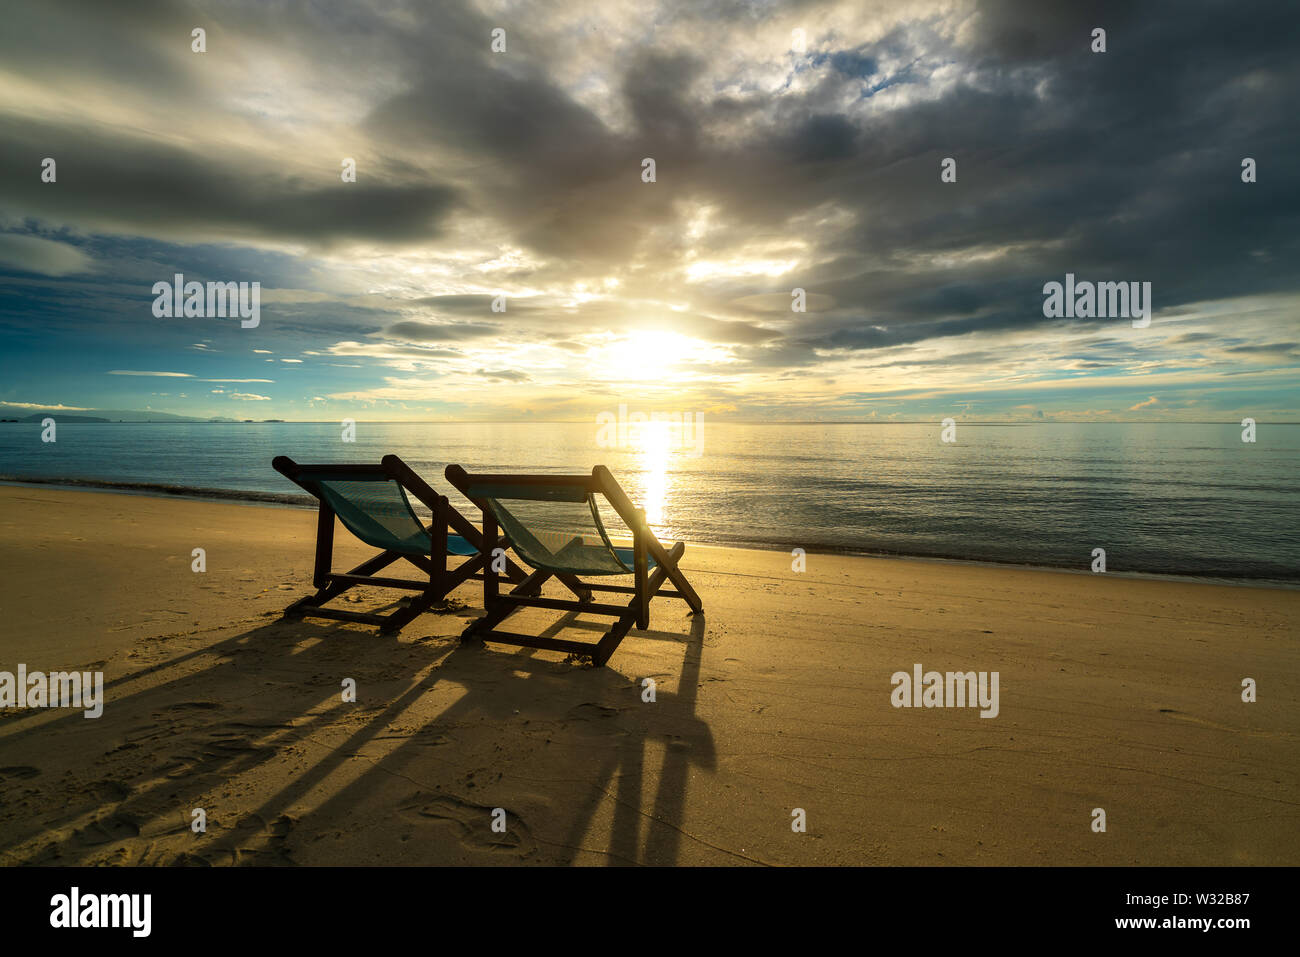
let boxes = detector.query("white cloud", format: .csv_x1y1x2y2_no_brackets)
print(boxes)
0,400,93,411
0,234,94,276
107,370,193,377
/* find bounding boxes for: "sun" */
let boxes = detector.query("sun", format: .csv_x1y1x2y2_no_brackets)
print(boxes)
607,330,692,374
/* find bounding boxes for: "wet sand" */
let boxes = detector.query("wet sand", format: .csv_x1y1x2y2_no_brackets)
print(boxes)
0,485,1296,865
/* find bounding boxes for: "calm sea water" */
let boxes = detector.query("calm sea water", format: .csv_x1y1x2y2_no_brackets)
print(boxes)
2,421,1297,583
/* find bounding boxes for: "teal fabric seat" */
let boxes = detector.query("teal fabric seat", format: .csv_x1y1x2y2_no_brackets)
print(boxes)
272,454,532,636
611,546,657,570
467,482,653,576
446,535,479,557
443,463,703,667
314,477,475,558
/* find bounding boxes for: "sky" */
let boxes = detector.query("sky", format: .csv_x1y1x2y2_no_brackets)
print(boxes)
0,0,1297,422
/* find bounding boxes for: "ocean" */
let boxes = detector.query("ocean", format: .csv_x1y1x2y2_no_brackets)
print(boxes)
2,420,1297,584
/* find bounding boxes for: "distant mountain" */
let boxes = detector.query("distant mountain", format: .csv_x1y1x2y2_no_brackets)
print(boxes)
9,413,110,423
1,408,230,423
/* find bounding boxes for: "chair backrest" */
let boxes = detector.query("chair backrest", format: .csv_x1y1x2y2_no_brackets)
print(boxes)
315,476,430,555
273,457,435,557
448,468,639,576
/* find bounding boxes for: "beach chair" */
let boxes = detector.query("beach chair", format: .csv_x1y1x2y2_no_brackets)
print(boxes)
272,455,530,633
443,464,702,665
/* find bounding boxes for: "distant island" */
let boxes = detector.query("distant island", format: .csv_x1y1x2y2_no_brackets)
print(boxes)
0,408,239,423
12,413,111,423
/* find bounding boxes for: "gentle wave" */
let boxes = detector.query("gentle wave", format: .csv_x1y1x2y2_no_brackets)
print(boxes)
2,421,1297,584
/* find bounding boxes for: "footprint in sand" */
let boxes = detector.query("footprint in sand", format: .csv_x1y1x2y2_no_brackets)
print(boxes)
1158,708,1263,735
72,812,142,847
203,731,258,756
87,779,132,802
0,766,41,781
235,812,296,837
399,792,535,855
171,852,213,867
566,702,620,719
163,701,222,711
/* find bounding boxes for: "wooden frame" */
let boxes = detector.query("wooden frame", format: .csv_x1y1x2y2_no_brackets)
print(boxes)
273,454,530,633
444,464,703,665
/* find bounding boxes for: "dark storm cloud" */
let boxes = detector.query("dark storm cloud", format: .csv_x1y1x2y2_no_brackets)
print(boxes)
797,309,1041,354
965,0,1141,62
622,51,707,152
378,292,783,347
780,113,860,163
636,313,783,345
364,44,711,260
366,50,620,177
645,0,1300,360
383,320,501,342
409,296,533,314
13,0,1298,319
857,349,1002,370
0,0,458,247
475,368,530,382
1225,342,1300,357
2,0,1297,420
0,0,202,96
0,118,459,246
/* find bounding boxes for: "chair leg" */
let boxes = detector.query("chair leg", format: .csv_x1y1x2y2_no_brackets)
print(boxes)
555,571,593,602
588,544,683,664
648,541,700,612
283,550,406,618
457,542,692,665
463,567,555,640
378,593,436,635
503,554,534,587
286,549,487,632
591,613,637,666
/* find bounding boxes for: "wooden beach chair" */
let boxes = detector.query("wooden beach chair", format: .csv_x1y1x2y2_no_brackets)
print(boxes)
272,455,529,633
443,464,702,666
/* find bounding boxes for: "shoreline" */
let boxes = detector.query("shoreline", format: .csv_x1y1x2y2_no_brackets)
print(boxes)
0,484,1296,865
2,474,1296,590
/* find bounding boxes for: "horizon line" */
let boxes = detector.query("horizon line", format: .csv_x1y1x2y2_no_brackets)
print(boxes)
2,416,1295,426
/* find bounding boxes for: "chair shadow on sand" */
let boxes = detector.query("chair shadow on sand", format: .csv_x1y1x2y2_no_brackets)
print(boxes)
0,597,714,867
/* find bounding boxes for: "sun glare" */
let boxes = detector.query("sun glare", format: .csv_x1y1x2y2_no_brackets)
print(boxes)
634,418,670,527
606,330,692,374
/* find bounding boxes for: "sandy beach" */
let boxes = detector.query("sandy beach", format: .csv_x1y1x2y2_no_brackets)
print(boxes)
0,484,1296,866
